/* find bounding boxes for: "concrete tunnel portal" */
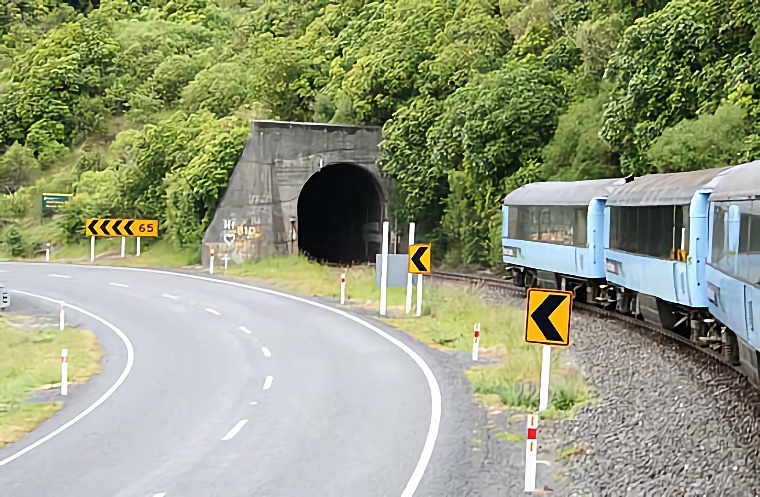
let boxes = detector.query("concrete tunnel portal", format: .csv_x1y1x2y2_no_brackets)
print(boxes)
297,163,383,264
201,121,387,268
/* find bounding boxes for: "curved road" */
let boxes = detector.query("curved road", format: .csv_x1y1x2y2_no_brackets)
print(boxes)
0,263,440,497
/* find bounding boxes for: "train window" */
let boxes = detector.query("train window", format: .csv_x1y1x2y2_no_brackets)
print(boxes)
712,201,760,285
575,207,588,247
710,203,727,264
507,205,588,247
739,200,760,285
609,205,689,260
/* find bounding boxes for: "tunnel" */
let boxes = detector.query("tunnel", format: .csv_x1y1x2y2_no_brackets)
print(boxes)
297,163,383,264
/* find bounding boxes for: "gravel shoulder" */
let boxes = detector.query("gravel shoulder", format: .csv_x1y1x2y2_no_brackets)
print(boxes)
413,279,760,497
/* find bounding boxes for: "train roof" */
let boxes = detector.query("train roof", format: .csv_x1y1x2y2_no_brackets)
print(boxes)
503,178,624,206
708,161,760,202
606,166,732,207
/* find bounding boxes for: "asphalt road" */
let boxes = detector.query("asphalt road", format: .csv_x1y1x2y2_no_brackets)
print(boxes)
0,263,440,497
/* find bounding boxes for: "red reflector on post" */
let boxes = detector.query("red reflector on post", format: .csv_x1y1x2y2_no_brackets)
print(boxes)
527,428,537,440
474,331,480,338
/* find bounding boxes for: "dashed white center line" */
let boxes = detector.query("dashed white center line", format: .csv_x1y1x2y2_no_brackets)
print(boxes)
205,308,220,316
250,401,258,405
109,283,129,288
261,347,271,357
263,376,273,390
153,493,166,497
221,419,248,441
239,326,252,335
161,294,179,300
49,274,70,279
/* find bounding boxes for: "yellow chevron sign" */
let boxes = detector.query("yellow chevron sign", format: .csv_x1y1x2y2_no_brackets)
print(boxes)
86,218,158,237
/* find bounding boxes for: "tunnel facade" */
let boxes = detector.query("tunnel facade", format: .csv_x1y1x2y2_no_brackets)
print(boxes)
201,120,387,267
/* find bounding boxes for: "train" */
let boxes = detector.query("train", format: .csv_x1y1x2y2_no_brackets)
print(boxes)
501,161,760,384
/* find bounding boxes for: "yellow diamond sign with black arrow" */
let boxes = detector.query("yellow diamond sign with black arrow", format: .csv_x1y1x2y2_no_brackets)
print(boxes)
525,288,573,346
408,243,432,275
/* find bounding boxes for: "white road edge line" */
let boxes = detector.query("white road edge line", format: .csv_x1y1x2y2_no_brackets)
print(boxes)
261,347,271,357
239,326,252,335
221,419,248,441
109,283,129,288
205,307,220,315
161,293,179,300
0,289,134,467
4,263,442,497
49,274,70,278
263,376,273,390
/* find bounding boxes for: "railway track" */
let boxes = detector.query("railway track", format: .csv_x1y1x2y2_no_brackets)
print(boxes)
429,269,750,385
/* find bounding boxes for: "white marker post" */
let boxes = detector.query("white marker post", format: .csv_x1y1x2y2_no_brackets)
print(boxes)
379,221,389,316
222,254,229,271
539,345,551,412
59,302,65,331
209,249,215,275
136,237,141,257
473,323,480,361
340,273,346,305
524,414,538,492
90,236,95,262
61,349,68,396
120,236,126,258
405,222,416,314
45,242,51,262
416,274,423,317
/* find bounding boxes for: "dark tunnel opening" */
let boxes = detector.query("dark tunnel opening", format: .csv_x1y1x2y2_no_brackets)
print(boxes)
297,163,382,264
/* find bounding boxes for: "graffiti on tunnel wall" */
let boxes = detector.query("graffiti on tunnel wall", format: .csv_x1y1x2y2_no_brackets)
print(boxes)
212,211,267,264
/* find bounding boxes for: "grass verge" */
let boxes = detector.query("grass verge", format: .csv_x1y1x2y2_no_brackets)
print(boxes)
0,314,103,448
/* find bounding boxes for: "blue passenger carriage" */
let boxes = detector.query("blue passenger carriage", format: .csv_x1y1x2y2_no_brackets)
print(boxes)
602,167,730,342
705,161,760,381
502,178,624,302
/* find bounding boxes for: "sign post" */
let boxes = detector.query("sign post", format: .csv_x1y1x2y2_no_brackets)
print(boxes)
379,221,389,316
136,237,141,257
408,243,431,317
523,288,573,492
525,288,572,411
405,222,416,314
121,237,126,258
90,236,95,262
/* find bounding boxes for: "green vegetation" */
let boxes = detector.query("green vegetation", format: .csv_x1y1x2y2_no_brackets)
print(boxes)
228,255,588,414
1,0,759,266
0,314,102,447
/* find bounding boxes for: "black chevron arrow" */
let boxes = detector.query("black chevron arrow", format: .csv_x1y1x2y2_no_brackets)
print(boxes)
411,245,429,272
530,294,566,341
112,219,122,236
87,219,98,235
123,220,134,236
100,219,111,236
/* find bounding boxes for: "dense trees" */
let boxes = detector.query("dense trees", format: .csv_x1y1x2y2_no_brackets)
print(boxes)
0,0,758,265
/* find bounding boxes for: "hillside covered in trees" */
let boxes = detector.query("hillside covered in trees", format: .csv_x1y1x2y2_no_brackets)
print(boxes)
0,0,758,265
